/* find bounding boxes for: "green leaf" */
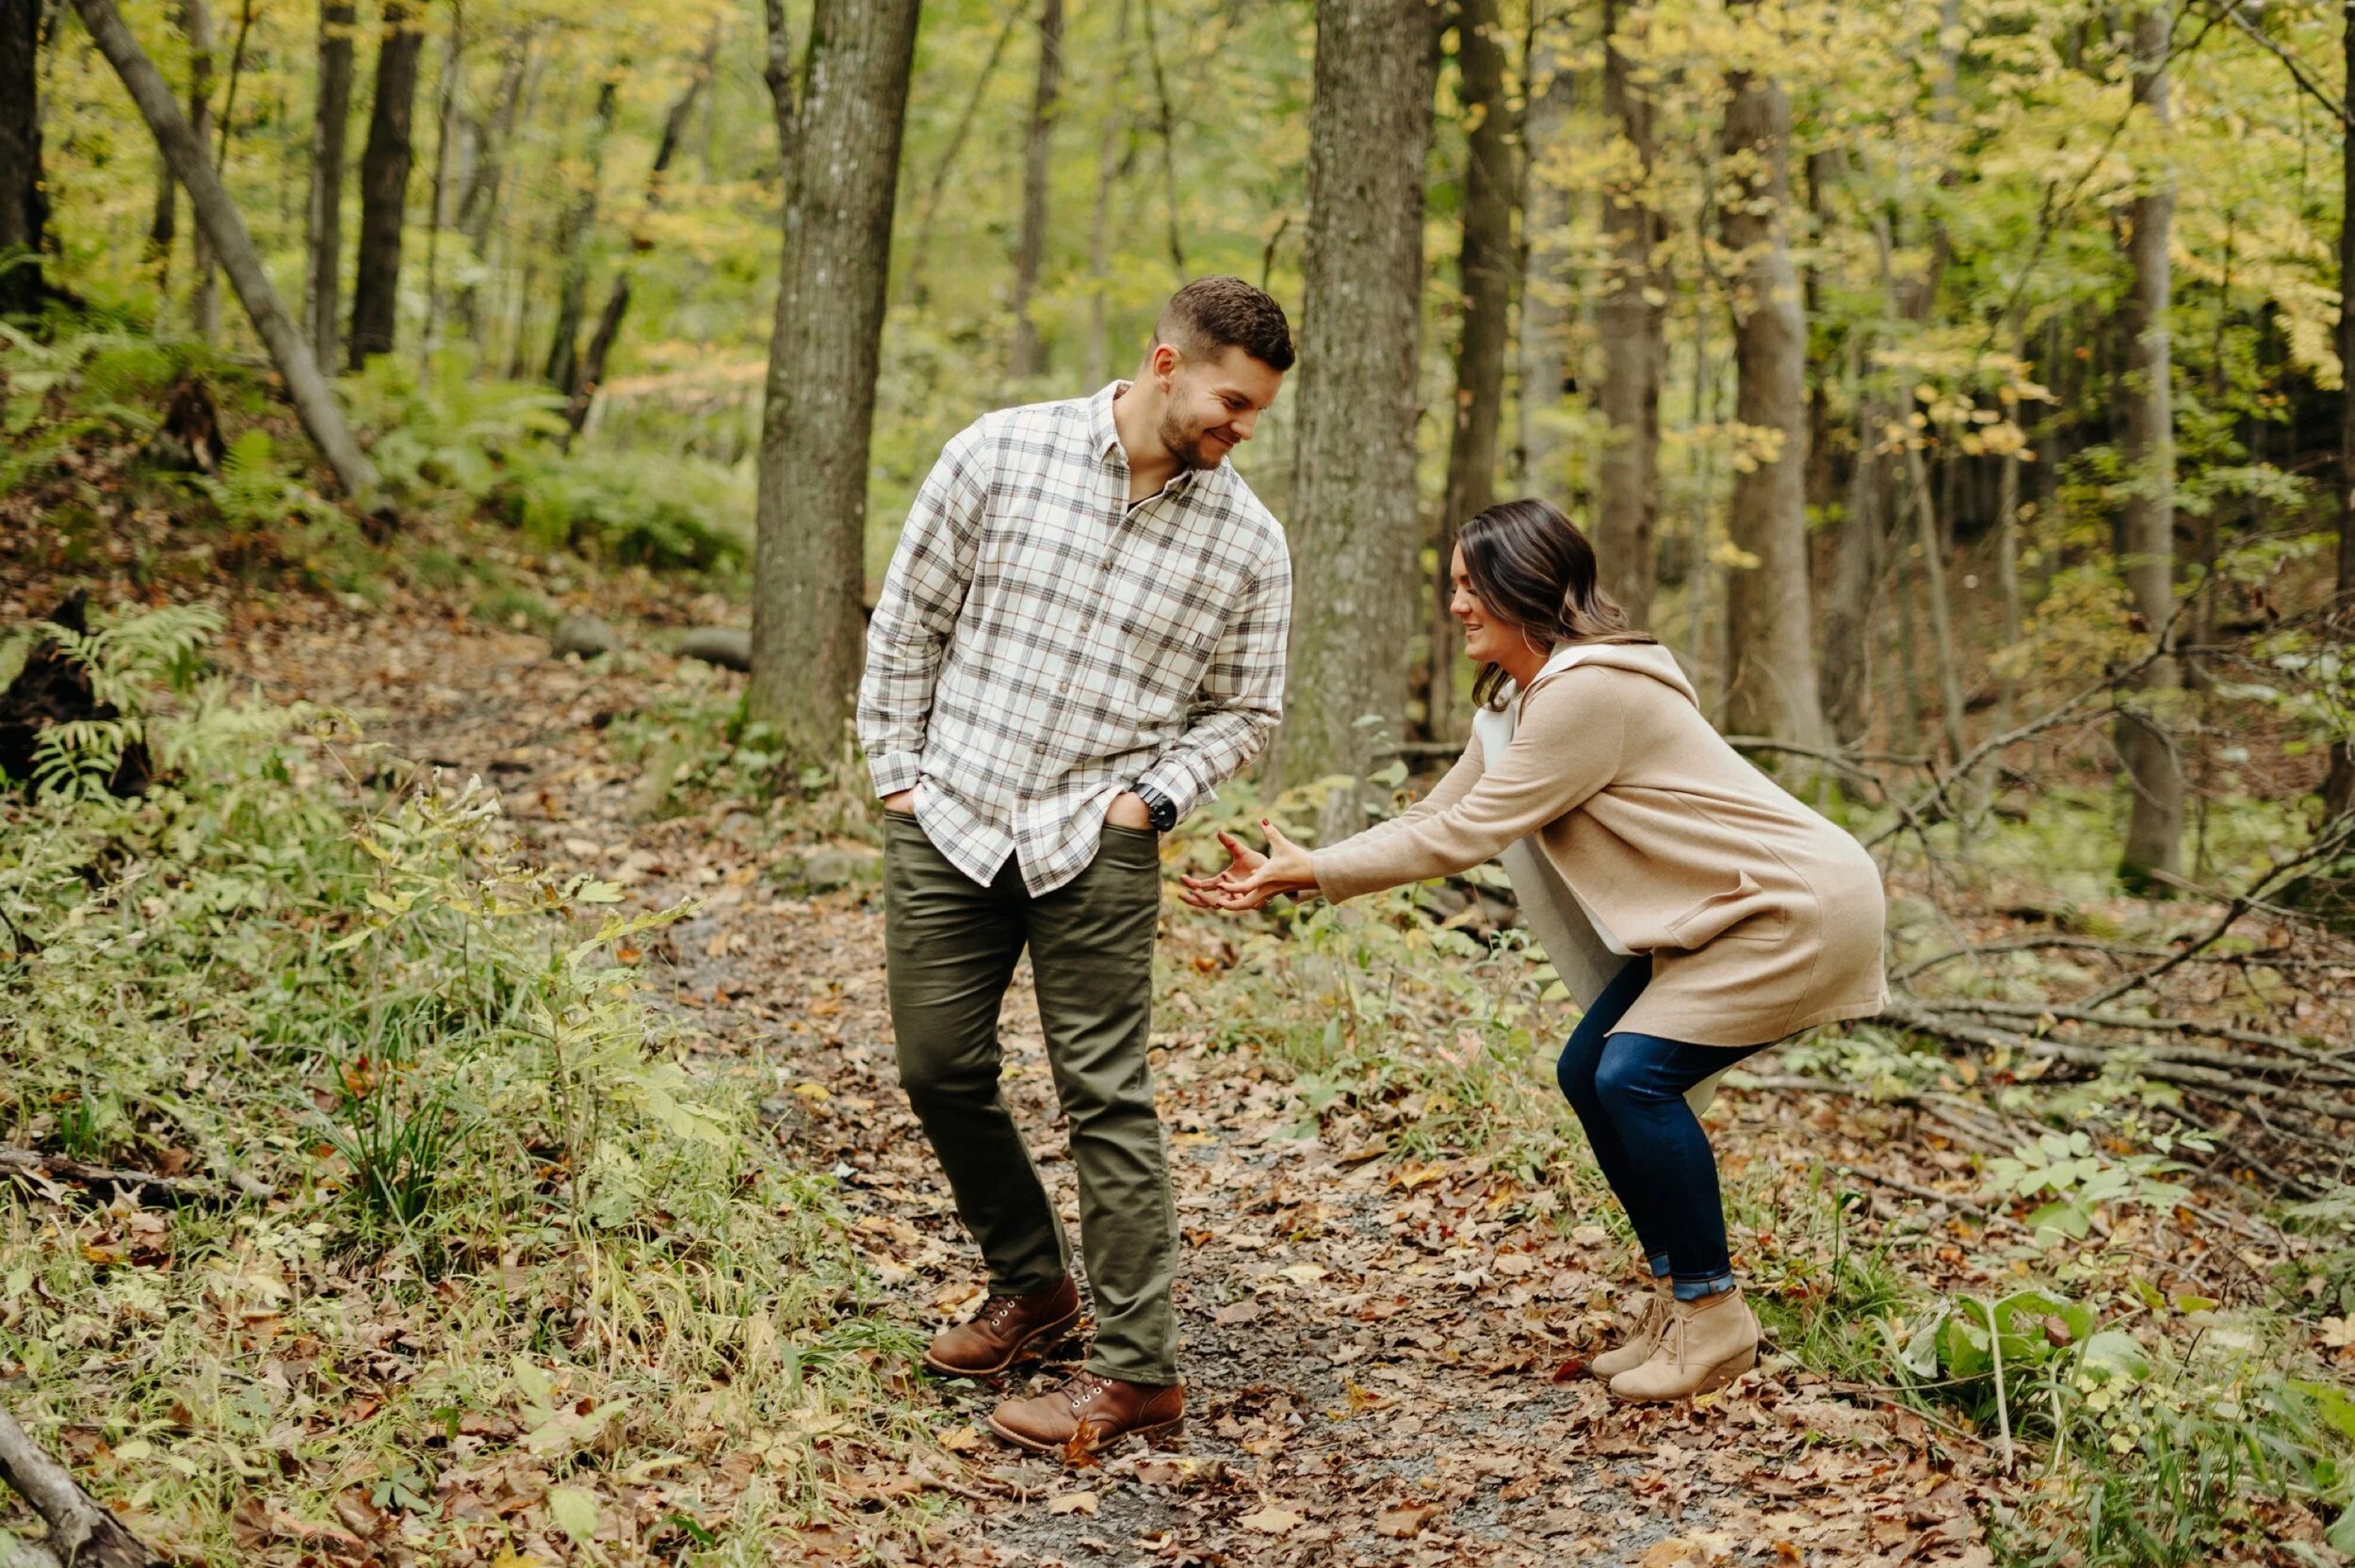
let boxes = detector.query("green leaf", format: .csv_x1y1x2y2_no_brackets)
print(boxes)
548,1486,600,1543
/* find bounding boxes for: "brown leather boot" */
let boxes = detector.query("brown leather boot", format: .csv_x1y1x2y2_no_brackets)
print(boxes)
1607,1285,1759,1403
987,1370,1185,1455
921,1276,1082,1377
1589,1285,1669,1381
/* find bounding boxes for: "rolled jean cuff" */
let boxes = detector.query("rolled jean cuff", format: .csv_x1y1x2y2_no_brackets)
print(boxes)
1647,1253,1672,1279
1672,1271,1736,1301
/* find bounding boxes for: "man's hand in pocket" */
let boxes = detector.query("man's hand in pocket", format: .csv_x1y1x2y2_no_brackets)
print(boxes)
1104,791,1152,830
881,789,917,816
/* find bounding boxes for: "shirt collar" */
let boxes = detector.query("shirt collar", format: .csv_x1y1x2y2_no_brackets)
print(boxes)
1094,380,1210,499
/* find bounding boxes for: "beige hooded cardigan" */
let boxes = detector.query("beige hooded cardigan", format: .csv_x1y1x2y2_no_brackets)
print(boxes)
1311,642,1888,1048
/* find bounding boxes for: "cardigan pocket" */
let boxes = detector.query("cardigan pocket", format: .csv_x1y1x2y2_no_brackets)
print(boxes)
1662,870,1788,948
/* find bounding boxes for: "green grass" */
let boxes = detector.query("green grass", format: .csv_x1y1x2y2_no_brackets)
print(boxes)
0,606,940,1561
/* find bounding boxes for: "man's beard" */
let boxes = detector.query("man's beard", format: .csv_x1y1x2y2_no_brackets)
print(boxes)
1157,406,1221,472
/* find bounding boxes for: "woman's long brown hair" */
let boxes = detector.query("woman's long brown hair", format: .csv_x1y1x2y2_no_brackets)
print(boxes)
1458,497,1656,710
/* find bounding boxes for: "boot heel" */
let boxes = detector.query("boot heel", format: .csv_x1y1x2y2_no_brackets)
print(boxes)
1692,1347,1758,1398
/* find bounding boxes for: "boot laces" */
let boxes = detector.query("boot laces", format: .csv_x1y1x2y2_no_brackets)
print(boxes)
977,1294,1028,1331
1061,1371,1116,1411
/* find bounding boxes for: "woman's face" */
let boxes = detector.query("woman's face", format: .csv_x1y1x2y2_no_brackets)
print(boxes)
1450,544,1516,667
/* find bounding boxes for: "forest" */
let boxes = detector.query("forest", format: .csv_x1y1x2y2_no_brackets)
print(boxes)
1,0,2353,1563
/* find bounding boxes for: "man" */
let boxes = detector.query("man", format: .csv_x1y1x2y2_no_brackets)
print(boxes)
857,277,1293,1452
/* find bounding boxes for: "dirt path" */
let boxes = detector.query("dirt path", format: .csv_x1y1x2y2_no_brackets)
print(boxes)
248,613,1991,1568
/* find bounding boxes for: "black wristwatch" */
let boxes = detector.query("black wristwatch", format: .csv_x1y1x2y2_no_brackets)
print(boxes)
1133,784,1178,832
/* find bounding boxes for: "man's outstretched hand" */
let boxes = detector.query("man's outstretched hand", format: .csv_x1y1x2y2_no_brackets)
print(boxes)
1178,818,1318,911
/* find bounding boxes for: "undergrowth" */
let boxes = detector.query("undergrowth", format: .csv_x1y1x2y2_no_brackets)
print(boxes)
1159,774,2355,1566
0,606,943,1564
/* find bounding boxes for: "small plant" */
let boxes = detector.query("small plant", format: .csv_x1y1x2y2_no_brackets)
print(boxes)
317,1034,471,1238
1983,1127,2203,1244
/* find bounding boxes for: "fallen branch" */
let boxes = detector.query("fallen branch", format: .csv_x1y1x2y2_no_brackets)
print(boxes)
0,1404,165,1568
1923,998,2353,1077
1886,1002,2355,1126
0,1533,64,1568
0,1149,235,1209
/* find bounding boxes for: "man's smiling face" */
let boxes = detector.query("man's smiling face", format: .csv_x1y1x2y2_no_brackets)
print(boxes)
1155,344,1284,471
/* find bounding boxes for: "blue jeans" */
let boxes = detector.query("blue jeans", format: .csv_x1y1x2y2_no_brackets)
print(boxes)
1555,957,1764,1301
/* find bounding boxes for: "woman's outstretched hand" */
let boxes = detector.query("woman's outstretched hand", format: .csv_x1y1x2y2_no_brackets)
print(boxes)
1178,818,1319,912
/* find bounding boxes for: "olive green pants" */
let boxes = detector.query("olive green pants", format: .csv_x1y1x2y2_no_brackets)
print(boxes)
880,812,1178,1385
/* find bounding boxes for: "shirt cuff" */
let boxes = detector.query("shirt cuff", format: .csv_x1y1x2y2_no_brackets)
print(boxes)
1134,760,1203,820
869,751,923,798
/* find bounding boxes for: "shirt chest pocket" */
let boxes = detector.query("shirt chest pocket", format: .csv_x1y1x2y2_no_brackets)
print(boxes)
1111,558,1239,706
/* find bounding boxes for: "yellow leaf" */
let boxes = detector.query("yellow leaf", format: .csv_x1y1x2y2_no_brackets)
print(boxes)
1046,1490,1098,1516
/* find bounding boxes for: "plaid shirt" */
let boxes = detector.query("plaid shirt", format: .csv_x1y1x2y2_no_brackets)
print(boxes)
857,381,1291,895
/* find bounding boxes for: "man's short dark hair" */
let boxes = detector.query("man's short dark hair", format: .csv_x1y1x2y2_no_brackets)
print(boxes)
1155,277,1295,372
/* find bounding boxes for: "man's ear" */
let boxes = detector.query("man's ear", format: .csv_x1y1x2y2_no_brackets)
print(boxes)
1149,341,1182,382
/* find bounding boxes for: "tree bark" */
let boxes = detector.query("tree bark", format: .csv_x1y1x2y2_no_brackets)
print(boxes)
184,0,218,341
348,0,424,367
0,0,43,315
1717,36,1823,749
2117,3,2183,888
73,0,379,504
1596,0,1664,629
1083,0,1132,390
2326,0,2355,821
570,34,718,434
1430,0,1512,742
1008,0,1063,381
304,1,353,368
747,0,922,755
1282,0,1440,837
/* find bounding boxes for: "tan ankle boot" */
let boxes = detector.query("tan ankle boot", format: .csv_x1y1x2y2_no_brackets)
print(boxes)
1589,1286,1669,1380
1607,1285,1758,1403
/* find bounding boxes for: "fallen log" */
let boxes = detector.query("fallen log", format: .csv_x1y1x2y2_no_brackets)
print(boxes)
0,1149,232,1209
0,1405,165,1568
675,627,750,671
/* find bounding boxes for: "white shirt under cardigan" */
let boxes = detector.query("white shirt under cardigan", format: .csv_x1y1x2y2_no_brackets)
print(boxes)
1471,642,1736,1115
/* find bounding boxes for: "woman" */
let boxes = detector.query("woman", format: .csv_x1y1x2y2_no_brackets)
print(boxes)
1183,498,1886,1402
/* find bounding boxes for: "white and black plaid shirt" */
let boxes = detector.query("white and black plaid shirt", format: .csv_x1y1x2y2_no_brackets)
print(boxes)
857,381,1291,895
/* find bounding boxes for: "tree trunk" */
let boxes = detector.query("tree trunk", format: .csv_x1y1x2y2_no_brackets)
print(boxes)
1821,396,1888,748
2117,3,2183,888
2326,0,2355,821
544,74,619,404
185,0,218,341
348,0,424,367
746,0,922,756
0,0,43,315
1430,0,1512,743
1903,434,1968,763
570,35,717,434
1596,0,1664,629
1083,0,1132,389
419,0,460,359
1138,0,1186,284
304,1,353,368
1281,0,1440,839
1008,0,1063,381
1717,40,1823,749
901,6,1020,311
73,0,380,504
454,28,529,345
1513,21,1572,497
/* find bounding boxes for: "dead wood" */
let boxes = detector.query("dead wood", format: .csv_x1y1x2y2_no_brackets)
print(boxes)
0,1149,232,1209
0,1405,165,1568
